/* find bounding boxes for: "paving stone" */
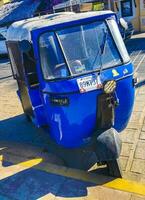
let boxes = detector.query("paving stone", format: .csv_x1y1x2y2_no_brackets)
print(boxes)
131,195,145,200
130,112,142,122
142,125,145,132
123,171,141,183
120,143,133,157
133,102,145,112
135,95,145,102
119,156,128,171
140,131,145,140
83,186,131,200
140,176,145,184
131,159,145,174
134,141,145,160
121,129,137,143
126,122,141,129
0,79,23,121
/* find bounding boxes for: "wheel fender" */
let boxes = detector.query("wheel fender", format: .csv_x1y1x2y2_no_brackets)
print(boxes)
95,128,122,162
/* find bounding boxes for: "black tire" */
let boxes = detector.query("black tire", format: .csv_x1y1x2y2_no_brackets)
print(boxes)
106,159,122,178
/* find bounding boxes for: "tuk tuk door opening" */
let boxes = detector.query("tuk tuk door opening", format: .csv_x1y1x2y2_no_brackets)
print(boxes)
7,41,34,117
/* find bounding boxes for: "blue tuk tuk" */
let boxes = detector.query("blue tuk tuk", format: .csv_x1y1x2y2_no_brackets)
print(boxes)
6,11,135,177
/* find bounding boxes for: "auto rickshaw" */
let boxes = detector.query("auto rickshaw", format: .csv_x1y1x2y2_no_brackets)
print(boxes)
6,11,135,177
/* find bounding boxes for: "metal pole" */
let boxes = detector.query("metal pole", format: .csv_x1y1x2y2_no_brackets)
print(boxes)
108,0,111,10
70,0,73,11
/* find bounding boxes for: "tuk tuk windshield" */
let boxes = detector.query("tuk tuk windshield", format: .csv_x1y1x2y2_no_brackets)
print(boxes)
39,20,129,80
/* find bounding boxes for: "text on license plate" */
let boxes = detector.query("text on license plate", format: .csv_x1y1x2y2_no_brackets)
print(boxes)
77,75,103,93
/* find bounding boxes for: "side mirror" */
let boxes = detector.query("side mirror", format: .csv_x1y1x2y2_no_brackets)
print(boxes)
19,40,31,52
119,18,128,30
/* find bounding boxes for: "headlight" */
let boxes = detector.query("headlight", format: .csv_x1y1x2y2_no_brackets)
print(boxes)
103,80,116,94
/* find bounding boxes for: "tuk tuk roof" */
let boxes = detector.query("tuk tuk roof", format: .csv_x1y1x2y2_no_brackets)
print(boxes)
7,11,114,42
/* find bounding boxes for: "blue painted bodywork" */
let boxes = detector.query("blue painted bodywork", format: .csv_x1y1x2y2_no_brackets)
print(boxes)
22,13,135,148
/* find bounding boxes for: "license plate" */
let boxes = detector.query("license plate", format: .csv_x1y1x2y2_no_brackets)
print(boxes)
77,75,103,93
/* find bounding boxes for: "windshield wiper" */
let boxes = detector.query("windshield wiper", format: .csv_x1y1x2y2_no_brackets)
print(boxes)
99,31,108,74
90,31,108,74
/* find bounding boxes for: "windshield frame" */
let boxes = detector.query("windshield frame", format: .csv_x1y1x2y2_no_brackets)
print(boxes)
38,19,129,82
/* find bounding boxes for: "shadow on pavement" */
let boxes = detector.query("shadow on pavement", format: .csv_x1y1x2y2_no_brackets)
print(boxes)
126,37,145,54
0,145,115,200
0,114,116,199
0,56,8,62
0,156,95,199
0,114,112,173
0,114,110,172
0,114,49,148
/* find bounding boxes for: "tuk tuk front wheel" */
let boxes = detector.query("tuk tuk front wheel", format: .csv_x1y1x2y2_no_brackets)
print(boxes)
106,159,122,178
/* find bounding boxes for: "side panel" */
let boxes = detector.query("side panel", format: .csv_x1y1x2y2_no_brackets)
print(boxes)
114,75,135,131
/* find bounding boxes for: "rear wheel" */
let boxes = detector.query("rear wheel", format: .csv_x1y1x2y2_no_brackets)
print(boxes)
106,159,122,178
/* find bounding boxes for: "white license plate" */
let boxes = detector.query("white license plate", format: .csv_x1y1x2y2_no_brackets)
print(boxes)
77,75,103,93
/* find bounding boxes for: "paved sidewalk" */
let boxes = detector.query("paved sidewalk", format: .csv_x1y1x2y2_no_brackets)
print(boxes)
119,33,145,183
